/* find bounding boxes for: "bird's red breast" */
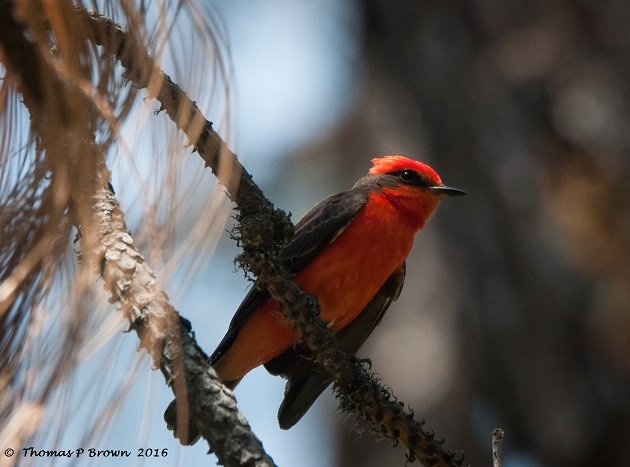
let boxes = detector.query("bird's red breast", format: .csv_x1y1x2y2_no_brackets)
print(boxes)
212,188,438,382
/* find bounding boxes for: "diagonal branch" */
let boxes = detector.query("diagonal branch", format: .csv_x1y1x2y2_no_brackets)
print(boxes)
94,182,276,467
80,7,467,466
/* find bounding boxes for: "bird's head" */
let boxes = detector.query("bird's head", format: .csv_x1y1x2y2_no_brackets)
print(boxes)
361,155,465,229
368,155,466,198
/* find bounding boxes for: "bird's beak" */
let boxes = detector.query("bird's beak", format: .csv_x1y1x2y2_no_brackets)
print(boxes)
429,185,466,197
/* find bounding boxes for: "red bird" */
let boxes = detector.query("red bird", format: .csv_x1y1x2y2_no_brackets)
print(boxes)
210,155,464,429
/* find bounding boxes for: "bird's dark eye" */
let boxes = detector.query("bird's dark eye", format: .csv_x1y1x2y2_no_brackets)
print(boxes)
399,170,418,183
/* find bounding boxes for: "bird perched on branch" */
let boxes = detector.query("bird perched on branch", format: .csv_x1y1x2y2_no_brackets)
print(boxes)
211,155,465,429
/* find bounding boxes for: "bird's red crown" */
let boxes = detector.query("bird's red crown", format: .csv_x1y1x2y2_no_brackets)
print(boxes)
369,155,443,186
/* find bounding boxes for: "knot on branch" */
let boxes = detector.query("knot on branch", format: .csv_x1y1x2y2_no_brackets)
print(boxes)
232,207,294,281
233,213,276,251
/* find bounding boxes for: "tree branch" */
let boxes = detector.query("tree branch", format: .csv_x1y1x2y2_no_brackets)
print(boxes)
94,183,276,467
492,428,504,467
80,7,467,466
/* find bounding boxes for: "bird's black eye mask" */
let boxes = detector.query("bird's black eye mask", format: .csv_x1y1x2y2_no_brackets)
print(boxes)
352,170,434,191
389,169,433,188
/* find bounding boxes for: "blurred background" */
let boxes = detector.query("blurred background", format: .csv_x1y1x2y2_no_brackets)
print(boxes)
9,0,630,466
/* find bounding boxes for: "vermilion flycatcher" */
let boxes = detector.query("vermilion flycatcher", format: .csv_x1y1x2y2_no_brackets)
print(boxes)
211,155,464,429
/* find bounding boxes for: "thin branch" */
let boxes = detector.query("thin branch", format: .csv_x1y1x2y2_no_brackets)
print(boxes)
79,7,468,466
492,428,504,467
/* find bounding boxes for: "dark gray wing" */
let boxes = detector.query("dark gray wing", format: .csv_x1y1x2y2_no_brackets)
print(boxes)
268,263,406,429
209,188,370,367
